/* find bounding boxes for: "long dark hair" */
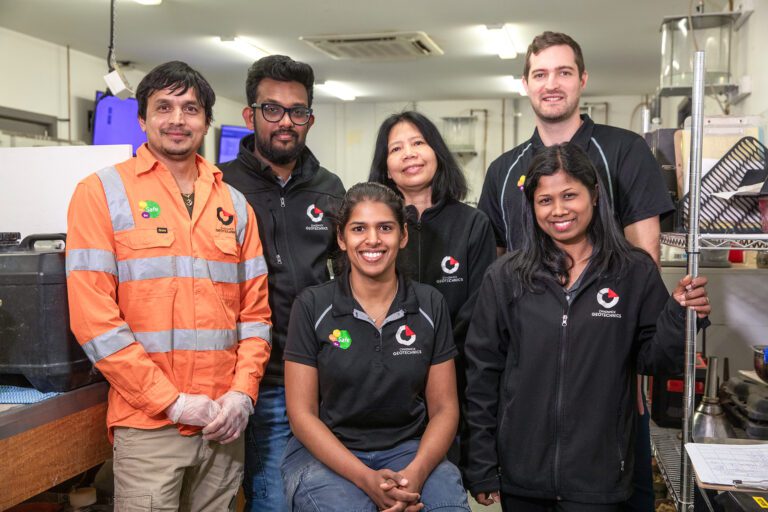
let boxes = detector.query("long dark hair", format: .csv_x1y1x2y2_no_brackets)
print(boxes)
509,143,634,292
332,182,407,275
369,111,468,203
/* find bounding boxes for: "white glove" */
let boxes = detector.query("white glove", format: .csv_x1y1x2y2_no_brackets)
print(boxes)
202,391,254,444
165,393,221,426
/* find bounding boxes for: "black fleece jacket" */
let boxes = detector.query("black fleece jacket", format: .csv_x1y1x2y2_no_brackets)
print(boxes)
400,199,495,395
220,135,345,386
464,250,703,503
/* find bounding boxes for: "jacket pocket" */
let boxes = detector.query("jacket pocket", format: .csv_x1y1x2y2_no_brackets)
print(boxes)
213,234,238,258
114,229,178,299
115,228,175,251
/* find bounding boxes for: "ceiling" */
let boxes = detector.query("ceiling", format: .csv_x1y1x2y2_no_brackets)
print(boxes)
0,0,701,104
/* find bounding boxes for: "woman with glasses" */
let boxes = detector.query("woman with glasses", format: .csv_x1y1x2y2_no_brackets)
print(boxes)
369,111,496,471
281,183,471,512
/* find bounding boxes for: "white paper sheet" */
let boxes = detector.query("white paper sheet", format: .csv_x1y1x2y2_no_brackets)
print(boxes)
685,442,768,489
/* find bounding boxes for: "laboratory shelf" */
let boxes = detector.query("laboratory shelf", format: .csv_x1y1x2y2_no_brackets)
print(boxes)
660,233,768,251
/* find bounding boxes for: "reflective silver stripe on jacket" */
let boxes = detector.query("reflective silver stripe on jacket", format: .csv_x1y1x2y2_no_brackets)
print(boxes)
227,184,248,245
82,323,135,363
97,166,135,232
66,248,118,277
237,322,272,344
239,256,268,282
134,329,238,352
113,255,266,283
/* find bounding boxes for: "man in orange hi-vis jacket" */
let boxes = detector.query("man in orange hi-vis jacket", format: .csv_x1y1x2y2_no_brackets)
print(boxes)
66,61,271,511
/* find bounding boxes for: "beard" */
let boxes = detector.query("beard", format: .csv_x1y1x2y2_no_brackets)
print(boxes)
531,98,580,124
255,127,306,165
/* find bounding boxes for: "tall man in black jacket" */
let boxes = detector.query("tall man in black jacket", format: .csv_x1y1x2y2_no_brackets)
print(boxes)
477,32,674,511
219,55,345,512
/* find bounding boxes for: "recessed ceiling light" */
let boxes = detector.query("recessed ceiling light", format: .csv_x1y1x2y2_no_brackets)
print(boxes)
502,76,527,96
317,81,357,101
133,0,162,5
218,37,270,60
485,24,518,59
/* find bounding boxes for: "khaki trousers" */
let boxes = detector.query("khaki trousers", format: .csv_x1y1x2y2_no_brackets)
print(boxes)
113,426,244,512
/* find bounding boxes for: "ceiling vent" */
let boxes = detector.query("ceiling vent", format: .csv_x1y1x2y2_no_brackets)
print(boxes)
300,31,444,60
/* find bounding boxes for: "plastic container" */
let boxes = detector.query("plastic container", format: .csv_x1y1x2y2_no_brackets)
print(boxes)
0,234,102,392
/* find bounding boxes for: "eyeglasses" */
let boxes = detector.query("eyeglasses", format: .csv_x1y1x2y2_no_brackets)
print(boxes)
251,103,313,126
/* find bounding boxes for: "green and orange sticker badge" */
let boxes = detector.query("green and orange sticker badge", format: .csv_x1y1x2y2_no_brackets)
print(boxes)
329,329,352,349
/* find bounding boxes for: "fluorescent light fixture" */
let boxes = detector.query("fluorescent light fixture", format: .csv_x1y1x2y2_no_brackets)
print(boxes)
502,76,527,96
317,81,357,101
485,24,517,59
218,37,270,60
133,0,162,5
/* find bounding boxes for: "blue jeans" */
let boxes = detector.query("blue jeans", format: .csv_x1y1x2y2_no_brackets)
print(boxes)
243,385,291,512
281,436,470,512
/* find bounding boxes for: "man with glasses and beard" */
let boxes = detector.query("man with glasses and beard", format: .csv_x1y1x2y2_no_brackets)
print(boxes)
220,55,345,512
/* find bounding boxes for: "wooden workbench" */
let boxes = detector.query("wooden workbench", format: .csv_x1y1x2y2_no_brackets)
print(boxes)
0,382,111,510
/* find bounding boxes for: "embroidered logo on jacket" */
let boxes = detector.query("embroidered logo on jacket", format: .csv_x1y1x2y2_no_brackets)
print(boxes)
440,256,459,274
217,207,235,226
307,204,324,222
329,329,352,349
437,256,463,285
139,200,160,219
597,288,620,309
306,204,329,231
592,287,622,319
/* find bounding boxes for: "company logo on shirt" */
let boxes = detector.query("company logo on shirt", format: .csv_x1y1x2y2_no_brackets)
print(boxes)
440,256,459,274
138,200,160,219
394,324,422,357
396,325,416,346
592,287,623,319
517,175,526,191
328,329,352,349
436,256,464,285
307,204,324,222
217,207,235,226
305,203,329,231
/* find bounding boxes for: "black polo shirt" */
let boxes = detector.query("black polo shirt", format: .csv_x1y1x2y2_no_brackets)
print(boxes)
478,114,675,250
284,271,457,451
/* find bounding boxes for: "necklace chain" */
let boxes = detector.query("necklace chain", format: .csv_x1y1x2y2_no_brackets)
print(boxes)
181,192,194,207
351,281,398,323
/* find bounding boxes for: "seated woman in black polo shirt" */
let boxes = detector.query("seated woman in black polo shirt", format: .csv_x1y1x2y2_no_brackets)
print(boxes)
281,182,470,512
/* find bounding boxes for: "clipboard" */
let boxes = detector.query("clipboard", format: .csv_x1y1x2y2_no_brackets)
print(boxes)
685,442,768,492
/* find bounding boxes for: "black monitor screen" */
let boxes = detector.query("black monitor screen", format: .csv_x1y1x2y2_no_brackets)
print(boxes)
218,125,251,164
92,91,147,154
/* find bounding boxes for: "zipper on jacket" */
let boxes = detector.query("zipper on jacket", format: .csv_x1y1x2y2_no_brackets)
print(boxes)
416,221,422,281
553,306,569,494
270,210,283,265
617,402,626,475
277,190,301,296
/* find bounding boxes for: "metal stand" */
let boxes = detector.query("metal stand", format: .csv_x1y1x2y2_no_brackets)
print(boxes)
680,50,706,512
